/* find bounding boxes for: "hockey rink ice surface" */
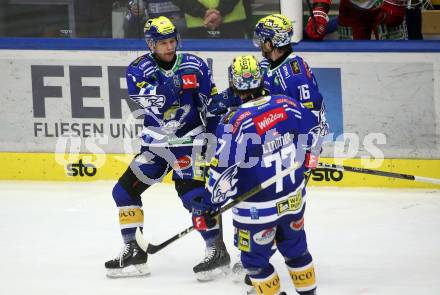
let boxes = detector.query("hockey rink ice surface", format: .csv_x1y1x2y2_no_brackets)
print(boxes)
1,181,439,295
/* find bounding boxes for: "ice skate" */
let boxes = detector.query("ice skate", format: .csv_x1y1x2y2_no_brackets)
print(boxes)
193,240,231,281
105,239,150,278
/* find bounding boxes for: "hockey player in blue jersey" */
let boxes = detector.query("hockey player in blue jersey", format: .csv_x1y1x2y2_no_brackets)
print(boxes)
210,14,327,139
254,13,327,134
105,16,230,279
191,55,320,294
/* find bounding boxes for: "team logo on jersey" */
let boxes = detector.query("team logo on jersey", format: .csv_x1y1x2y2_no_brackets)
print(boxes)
131,94,166,108
181,73,198,90
253,228,276,245
290,60,301,75
172,155,192,170
253,107,287,135
212,164,239,204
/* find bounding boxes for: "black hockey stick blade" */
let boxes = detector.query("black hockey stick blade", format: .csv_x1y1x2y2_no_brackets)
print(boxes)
318,163,440,185
141,162,300,255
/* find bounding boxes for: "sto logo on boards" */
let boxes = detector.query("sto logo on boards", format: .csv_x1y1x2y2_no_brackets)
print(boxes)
66,159,97,177
311,168,343,182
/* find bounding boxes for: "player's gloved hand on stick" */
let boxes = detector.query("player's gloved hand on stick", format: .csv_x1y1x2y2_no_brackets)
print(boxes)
305,8,329,40
191,196,219,231
304,150,319,181
375,0,405,27
208,87,241,115
305,150,319,170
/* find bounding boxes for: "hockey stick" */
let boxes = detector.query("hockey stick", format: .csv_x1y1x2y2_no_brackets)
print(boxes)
136,162,300,255
317,163,440,185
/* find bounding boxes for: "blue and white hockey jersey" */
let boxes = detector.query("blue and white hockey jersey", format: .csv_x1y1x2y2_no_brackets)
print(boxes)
260,54,328,136
126,52,218,147
206,94,320,229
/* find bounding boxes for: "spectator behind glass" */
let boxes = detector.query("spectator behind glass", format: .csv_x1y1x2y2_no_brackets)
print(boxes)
75,0,116,38
171,0,251,38
305,0,409,40
123,0,186,38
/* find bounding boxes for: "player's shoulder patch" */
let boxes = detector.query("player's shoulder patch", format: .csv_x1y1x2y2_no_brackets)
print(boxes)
290,59,301,75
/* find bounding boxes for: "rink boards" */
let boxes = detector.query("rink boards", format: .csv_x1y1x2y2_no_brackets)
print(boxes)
0,152,439,188
0,41,439,188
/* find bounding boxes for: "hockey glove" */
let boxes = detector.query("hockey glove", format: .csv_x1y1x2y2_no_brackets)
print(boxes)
304,150,319,183
163,69,200,98
305,151,319,170
191,196,219,231
305,7,329,40
177,69,200,93
375,0,405,27
208,87,241,115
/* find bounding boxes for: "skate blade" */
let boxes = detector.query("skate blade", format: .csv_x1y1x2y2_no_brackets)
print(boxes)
196,265,230,282
106,263,150,278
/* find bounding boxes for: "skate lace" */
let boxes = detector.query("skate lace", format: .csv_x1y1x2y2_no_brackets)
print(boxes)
116,243,131,267
203,246,217,262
